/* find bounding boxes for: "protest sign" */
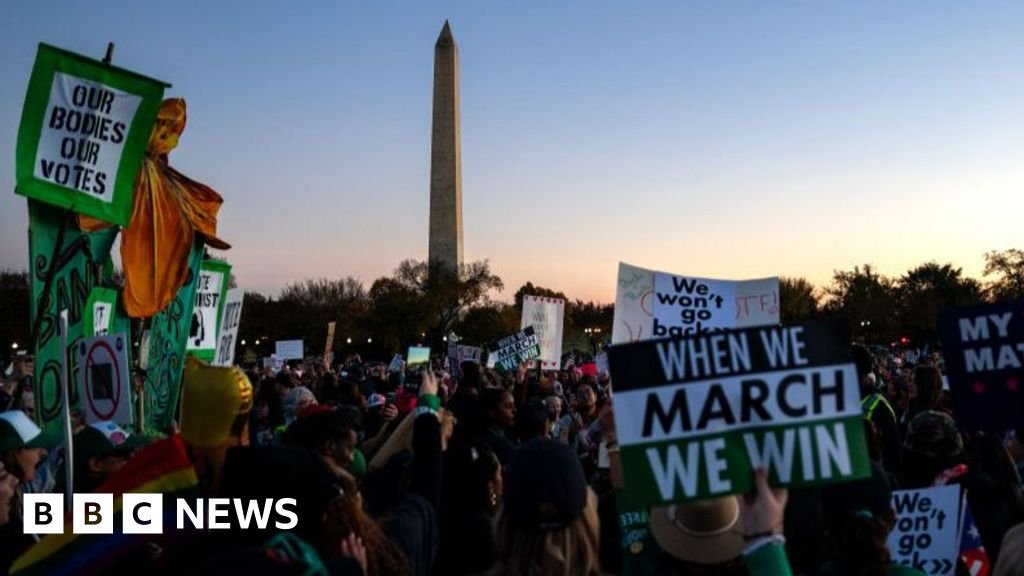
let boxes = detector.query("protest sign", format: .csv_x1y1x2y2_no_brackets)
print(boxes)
938,299,1024,429
887,485,961,575
28,200,119,434
275,340,304,361
75,333,132,426
16,44,168,226
212,289,243,367
521,295,564,368
185,259,231,361
323,321,336,367
457,345,482,365
388,354,404,373
595,352,610,377
488,327,542,372
144,241,203,431
612,262,779,344
83,287,126,338
607,319,869,506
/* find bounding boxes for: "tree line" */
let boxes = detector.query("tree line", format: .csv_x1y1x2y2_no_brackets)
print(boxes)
2,249,1022,364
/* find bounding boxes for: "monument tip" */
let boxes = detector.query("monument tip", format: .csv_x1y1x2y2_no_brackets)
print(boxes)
437,20,454,46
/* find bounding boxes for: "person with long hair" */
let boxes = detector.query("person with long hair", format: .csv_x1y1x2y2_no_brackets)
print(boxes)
819,462,924,576
493,438,601,576
323,474,410,576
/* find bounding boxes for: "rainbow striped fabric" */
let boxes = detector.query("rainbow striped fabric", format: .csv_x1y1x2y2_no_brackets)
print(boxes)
11,434,199,576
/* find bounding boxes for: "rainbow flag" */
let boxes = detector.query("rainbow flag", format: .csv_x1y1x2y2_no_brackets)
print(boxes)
11,435,199,576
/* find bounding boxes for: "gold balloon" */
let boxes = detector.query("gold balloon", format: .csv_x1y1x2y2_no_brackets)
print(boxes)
180,355,253,448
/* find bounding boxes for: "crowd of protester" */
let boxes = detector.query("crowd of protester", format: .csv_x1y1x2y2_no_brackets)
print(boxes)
0,342,1023,575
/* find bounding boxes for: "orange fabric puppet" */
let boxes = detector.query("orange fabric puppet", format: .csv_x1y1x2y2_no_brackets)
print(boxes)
80,98,229,317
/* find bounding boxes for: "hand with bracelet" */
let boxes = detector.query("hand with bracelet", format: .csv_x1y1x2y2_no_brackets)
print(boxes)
740,467,788,554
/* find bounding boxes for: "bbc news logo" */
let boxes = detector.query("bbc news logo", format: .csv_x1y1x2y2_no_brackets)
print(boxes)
24,494,298,534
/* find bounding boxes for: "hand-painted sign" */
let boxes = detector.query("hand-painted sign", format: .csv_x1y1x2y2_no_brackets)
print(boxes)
212,289,243,367
613,262,779,345
521,295,565,369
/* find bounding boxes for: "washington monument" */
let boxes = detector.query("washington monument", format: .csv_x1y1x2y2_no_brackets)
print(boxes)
428,20,463,275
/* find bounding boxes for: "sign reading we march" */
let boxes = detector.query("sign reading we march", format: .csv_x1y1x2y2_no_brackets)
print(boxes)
607,320,869,506
488,327,541,372
16,44,168,226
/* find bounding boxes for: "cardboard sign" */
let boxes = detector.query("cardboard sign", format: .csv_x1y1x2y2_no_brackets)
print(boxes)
938,299,1024,429
489,327,542,372
275,340,304,361
612,262,779,344
888,485,961,575
16,44,168,226
607,319,869,506
28,200,119,435
75,333,132,426
323,321,336,368
212,289,243,367
186,259,231,361
521,295,565,368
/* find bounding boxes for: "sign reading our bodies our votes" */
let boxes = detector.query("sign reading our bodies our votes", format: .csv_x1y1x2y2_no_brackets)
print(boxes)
16,44,168,226
938,299,1024,430
607,319,870,506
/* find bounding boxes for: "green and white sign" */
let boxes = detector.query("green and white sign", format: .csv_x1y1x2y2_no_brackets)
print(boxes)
16,43,168,226
185,259,231,362
606,320,869,506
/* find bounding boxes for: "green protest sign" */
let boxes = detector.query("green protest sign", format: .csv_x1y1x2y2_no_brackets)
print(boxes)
83,286,127,337
144,241,204,431
185,258,232,362
28,200,118,434
487,327,541,372
16,43,168,226
607,320,870,507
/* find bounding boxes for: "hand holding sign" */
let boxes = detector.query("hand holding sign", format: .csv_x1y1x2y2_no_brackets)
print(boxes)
740,468,787,539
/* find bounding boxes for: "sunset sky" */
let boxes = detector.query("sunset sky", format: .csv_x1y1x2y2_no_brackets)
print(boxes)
2,2,1022,303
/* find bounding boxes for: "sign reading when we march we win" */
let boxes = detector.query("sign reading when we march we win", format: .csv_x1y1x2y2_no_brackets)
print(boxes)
607,319,870,506
488,327,541,372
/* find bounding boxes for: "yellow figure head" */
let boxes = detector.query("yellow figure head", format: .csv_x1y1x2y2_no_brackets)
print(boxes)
148,98,187,156
180,355,254,448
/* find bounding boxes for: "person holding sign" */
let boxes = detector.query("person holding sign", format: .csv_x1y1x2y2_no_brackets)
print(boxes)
819,462,926,576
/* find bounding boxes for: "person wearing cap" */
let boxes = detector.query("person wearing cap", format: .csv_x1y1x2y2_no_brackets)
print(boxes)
494,437,601,576
0,409,58,573
73,421,149,493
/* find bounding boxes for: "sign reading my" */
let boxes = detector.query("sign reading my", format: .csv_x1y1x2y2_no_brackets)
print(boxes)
938,300,1024,430
607,320,869,506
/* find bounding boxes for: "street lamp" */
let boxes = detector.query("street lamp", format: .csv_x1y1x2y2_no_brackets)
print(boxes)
346,337,352,345
366,338,372,344
10,343,17,350
241,339,247,346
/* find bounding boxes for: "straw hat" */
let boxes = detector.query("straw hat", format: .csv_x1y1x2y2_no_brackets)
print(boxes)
649,496,744,564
